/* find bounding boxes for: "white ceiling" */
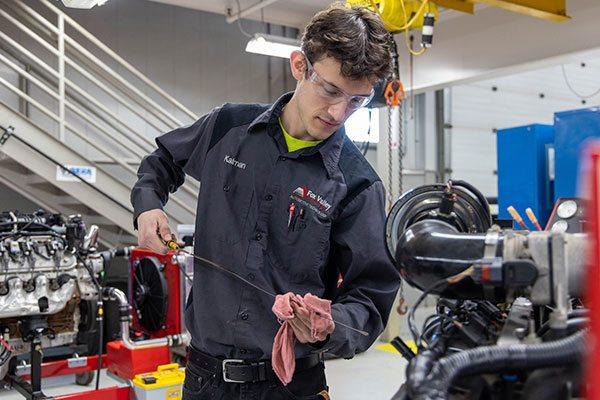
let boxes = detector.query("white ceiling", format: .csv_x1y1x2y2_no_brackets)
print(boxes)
147,0,332,29
146,0,600,91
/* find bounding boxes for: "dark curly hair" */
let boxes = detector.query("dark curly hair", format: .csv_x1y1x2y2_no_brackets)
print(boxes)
301,2,392,83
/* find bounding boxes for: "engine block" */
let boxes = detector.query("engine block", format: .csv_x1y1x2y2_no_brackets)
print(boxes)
0,211,103,355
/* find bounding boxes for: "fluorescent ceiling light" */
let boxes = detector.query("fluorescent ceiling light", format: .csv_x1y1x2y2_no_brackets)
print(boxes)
60,0,107,8
245,33,300,59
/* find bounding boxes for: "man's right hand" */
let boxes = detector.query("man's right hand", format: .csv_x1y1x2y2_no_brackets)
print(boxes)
137,209,173,254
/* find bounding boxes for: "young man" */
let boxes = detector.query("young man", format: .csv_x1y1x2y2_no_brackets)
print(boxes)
131,4,400,399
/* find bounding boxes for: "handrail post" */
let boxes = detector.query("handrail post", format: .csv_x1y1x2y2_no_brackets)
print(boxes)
57,13,65,141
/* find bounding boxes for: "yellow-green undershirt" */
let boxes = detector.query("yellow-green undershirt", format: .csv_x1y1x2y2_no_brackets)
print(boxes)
279,117,322,152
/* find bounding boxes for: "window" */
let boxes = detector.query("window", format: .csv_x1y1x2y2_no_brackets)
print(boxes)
344,108,379,143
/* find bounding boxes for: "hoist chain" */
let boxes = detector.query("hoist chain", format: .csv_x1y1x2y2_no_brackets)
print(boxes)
398,101,404,197
387,105,394,207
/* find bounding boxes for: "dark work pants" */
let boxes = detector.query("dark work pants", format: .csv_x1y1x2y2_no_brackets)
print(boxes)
182,360,329,400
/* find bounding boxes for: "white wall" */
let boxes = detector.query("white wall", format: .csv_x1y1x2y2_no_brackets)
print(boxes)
448,60,600,196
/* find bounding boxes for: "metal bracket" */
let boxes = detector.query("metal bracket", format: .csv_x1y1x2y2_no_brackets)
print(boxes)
0,126,14,146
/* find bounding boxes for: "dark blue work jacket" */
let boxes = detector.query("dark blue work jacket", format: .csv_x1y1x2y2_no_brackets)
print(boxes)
131,92,400,360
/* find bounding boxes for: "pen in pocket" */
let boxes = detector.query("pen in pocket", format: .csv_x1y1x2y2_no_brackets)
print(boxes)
287,203,296,229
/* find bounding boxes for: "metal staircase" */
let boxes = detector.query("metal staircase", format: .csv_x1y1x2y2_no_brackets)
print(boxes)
0,0,200,246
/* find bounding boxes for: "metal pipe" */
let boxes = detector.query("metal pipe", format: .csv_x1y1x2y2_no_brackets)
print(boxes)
36,0,199,122
0,24,152,154
64,36,183,129
0,8,59,57
62,61,201,198
0,5,201,196
0,46,195,217
226,0,282,23
102,287,190,350
63,57,168,134
0,31,59,78
0,76,60,123
63,78,155,154
0,52,60,101
4,0,58,35
57,13,66,141
434,89,445,182
6,0,189,130
0,3,199,211
59,120,194,217
3,1,179,132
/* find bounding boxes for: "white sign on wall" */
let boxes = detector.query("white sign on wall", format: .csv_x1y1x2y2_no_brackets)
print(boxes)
56,165,97,183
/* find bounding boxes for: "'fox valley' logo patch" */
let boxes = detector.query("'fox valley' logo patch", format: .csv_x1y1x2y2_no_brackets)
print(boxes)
291,186,332,218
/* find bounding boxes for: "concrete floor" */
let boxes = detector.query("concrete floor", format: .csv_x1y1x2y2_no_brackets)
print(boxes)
0,344,407,399
326,344,407,399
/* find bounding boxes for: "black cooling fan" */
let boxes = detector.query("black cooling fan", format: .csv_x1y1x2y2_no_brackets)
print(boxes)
132,257,168,332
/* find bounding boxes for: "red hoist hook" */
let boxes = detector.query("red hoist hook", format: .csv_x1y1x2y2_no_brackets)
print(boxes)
384,79,405,107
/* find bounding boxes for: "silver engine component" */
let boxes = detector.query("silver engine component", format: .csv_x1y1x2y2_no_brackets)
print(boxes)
0,237,101,318
0,212,103,362
503,230,587,311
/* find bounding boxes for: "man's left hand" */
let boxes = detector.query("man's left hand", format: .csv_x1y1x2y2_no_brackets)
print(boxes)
289,295,334,343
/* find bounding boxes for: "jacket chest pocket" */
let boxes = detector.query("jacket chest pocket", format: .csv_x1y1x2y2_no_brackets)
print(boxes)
202,166,254,245
266,202,332,289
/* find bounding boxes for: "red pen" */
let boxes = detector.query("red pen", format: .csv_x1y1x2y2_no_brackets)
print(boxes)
288,203,296,228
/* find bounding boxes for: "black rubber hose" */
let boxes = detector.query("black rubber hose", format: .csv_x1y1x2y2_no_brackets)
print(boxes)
395,219,502,300
451,180,492,226
410,330,586,400
99,247,131,264
406,347,445,392
95,300,103,391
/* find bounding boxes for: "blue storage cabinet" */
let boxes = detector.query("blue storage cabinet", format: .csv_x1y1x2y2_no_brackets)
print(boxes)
554,106,600,200
497,124,554,227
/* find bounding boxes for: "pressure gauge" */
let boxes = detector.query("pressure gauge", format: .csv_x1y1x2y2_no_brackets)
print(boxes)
556,200,578,219
551,220,568,233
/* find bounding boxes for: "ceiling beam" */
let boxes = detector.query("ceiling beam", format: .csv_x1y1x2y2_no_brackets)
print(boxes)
472,0,570,22
434,0,474,14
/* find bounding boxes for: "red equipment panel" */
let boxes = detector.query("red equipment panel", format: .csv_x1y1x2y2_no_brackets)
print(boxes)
585,143,600,400
106,340,171,380
129,248,182,338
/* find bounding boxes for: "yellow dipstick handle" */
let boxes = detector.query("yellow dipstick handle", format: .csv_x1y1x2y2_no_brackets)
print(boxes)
507,206,529,230
165,240,180,250
525,208,543,231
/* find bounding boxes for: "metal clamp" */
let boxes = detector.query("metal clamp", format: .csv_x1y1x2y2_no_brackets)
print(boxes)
0,126,14,146
222,359,246,383
484,228,500,258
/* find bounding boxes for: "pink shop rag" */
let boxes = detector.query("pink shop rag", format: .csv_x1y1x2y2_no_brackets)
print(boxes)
271,292,333,385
